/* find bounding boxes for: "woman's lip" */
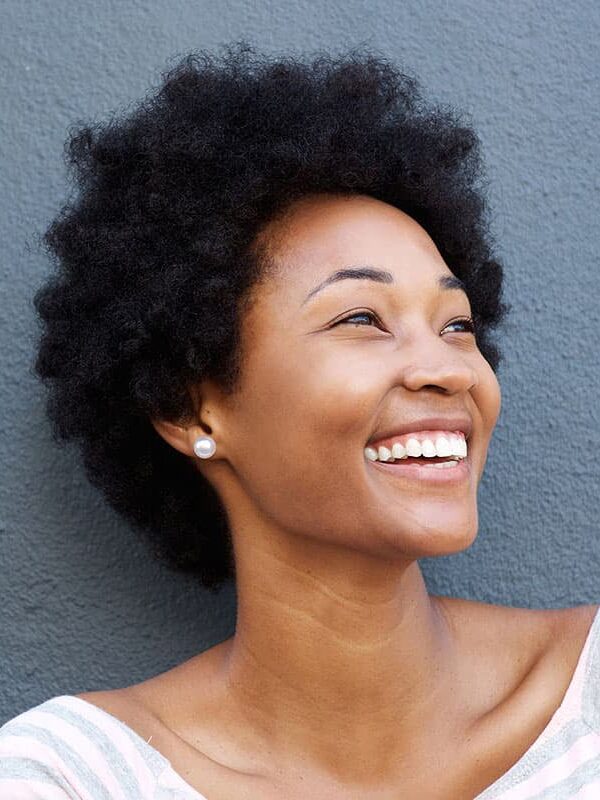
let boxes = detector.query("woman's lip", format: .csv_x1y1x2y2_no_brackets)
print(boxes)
367,456,471,483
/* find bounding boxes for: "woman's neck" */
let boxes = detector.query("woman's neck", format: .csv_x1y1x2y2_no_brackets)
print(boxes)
213,536,462,783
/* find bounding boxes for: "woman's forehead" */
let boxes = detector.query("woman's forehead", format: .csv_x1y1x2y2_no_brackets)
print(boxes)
257,193,451,301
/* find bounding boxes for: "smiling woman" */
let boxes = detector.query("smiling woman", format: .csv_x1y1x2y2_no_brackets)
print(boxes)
1,40,599,800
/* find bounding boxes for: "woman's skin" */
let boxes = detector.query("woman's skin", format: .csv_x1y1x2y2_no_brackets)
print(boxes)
79,193,598,800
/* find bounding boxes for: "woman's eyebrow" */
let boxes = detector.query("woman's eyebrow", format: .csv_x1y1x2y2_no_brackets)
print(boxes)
301,266,466,306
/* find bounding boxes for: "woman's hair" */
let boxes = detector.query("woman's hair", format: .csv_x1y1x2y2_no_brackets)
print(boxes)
32,41,507,591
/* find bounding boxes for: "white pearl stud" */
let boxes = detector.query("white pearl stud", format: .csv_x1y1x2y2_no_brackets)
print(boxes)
193,435,216,459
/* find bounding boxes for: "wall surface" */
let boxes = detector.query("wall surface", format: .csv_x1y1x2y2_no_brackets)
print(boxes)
1,0,599,723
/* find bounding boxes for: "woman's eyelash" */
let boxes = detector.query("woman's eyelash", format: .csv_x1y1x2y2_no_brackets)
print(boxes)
334,310,380,326
334,311,476,333
443,317,476,334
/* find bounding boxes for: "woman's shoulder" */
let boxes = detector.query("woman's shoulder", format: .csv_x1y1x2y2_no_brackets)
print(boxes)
434,598,600,796
438,595,600,659
437,596,600,715
511,601,600,723
0,692,166,799
542,602,600,670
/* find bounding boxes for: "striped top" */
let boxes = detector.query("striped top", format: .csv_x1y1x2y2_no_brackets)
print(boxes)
1,606,600,799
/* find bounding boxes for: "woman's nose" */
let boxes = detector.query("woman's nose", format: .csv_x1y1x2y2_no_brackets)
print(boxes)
401,347,478,395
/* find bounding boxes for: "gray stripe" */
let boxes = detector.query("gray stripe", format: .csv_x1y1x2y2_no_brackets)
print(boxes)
0,721,113,800
476,718,594,798
528,730,600,799
51,695,170,778
0,756,80,799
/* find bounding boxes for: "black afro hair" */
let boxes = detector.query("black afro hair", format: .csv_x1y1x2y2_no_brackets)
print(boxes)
32,41,508,591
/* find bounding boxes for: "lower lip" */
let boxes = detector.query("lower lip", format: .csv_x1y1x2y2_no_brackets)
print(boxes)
367,457,471,484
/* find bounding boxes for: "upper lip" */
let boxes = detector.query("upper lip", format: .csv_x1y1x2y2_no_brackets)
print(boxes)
367,415,473,447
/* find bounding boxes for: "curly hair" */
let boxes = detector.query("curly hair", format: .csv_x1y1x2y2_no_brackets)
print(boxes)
32,41,507,591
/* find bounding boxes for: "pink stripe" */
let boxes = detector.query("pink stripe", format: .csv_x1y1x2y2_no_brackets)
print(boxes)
572,779,600,799
0,777,69,799
0,734,50,759
497,729,600,799
27,709,129,800
0,733,92,799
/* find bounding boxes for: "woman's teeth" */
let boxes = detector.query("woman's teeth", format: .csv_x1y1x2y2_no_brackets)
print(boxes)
364,434,467,463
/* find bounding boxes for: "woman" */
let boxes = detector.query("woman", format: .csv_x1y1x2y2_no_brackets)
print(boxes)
1,42,598,799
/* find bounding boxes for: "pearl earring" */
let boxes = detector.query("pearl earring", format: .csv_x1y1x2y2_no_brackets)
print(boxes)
193,435,216,459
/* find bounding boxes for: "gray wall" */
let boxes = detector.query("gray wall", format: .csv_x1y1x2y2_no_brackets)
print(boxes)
1,0,598,723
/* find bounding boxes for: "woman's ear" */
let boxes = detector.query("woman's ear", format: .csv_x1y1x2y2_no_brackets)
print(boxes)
150,380,224,459
150,417,203,458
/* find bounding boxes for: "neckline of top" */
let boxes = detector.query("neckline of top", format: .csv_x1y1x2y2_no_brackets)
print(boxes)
51,605,600,800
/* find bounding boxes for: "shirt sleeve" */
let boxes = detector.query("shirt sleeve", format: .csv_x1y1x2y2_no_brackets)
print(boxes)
0,697,163,800
0,721,81,799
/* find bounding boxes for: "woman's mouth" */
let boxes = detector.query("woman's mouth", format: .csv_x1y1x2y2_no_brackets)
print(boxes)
364,429,471,483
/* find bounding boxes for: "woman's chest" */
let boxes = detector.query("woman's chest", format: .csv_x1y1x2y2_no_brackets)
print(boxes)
157,695,560,800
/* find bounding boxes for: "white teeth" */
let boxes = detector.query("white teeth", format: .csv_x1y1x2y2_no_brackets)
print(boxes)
391,442,407,459
377,445,392,462
364,446,378,461
434,436,452,457
405,438,422,457
365,433,468,463
421,438,436,457
430,460,460,469
449,435,467,458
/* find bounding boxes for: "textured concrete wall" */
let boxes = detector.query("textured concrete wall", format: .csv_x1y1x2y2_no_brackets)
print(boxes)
1,0,599,723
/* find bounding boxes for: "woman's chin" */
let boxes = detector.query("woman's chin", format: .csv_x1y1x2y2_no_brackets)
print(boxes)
376,504,479,559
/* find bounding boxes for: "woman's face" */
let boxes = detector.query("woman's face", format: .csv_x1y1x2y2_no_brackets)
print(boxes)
207,193,501,561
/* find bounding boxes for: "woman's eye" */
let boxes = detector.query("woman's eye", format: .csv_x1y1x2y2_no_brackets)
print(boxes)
332,312,475,333
334,310,379,327
442,317,475,334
